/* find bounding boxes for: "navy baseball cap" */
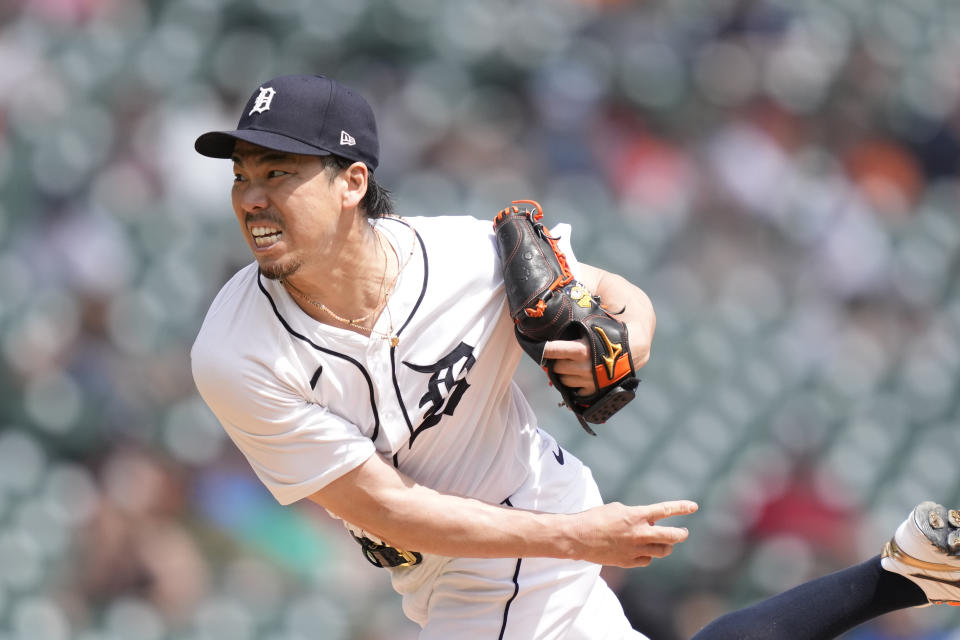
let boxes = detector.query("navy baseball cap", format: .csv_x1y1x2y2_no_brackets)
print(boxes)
194,74,379,171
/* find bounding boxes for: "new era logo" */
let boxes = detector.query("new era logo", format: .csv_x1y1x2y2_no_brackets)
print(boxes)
340,130,356,146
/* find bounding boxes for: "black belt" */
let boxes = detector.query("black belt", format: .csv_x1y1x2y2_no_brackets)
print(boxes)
351,532,423,568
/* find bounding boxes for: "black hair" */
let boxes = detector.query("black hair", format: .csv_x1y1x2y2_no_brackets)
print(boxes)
321,155,395,219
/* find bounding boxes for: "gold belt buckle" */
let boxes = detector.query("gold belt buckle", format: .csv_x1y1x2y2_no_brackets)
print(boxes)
395,547,420,567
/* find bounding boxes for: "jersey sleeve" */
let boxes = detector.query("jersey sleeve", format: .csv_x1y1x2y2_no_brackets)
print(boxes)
191,340,376,506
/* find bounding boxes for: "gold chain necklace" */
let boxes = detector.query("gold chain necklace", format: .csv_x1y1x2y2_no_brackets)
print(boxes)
282,222,415,347
285,233,388,326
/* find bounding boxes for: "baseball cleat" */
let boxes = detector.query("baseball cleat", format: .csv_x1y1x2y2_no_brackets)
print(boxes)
881,501,960,605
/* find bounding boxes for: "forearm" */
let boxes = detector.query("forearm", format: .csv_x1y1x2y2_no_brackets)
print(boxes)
351,484,577,559
312,455,578,559
592,269,656,368
309,453,694,567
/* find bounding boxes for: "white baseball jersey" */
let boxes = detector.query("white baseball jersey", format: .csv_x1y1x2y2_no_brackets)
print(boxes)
191,214,560,505
192,214,646,639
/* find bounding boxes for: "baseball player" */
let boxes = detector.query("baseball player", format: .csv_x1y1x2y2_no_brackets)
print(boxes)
191,74,960,639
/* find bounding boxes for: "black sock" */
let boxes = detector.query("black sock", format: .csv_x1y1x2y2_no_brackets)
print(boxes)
690,555,928,640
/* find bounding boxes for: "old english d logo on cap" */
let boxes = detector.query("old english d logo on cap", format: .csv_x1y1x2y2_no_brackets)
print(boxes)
194,74,380,171
248,86,276,115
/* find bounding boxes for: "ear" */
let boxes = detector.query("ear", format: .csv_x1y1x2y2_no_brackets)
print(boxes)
340,162,369,210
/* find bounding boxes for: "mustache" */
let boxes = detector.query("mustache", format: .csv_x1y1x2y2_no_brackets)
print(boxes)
245,211,284,228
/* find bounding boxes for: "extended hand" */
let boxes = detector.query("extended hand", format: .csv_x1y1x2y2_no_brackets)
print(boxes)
569,500,698,568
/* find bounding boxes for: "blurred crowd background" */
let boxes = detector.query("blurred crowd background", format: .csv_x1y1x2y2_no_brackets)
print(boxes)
3,0,960,638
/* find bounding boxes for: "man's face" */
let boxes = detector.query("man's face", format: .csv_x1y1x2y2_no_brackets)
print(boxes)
230,140,341,280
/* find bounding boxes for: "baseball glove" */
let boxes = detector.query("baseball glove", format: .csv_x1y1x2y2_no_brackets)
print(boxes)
493,199,640,435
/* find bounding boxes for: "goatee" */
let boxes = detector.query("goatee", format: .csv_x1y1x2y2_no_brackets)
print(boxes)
259,258,301,281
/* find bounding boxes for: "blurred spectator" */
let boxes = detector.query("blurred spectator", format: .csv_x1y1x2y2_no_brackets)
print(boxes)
69,447,210,628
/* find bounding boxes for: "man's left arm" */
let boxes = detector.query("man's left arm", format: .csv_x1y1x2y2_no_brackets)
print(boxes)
543,262,655,395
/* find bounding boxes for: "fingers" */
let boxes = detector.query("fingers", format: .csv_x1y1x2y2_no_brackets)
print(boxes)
550,360,593,394
643,524,690,544
638,500,699,524
541,338,589,361
617,542,679,569
632,542,676,559
549,357,589,375
574,501,696,568
542,338,594,393
618,523,689,569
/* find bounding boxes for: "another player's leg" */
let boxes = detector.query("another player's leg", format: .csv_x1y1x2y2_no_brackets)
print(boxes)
880,500,960,605
691,500,960,640
691,555,925,640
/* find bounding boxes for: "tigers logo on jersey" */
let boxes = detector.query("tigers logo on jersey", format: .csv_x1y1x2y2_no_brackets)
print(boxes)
404,342,476,444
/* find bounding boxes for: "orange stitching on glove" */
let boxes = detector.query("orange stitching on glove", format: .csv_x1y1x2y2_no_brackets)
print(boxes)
492,205,521,227
524,299,547,318
511,200,575,290
512,199,543,221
